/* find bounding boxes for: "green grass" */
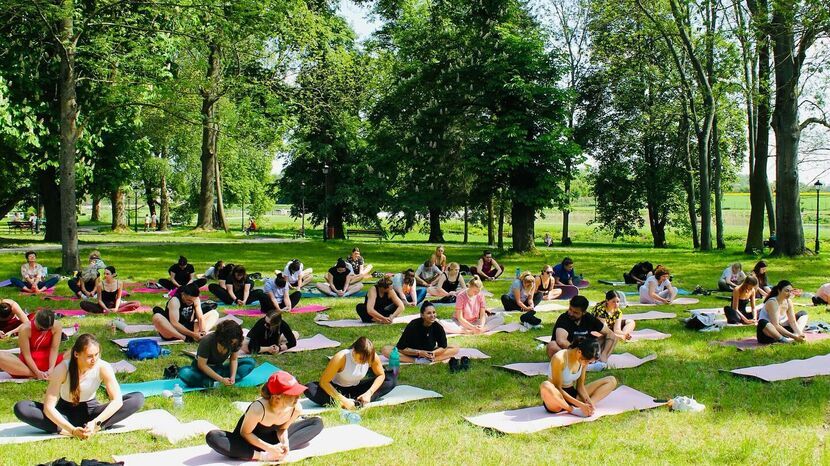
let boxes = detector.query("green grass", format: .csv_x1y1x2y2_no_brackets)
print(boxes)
1,240,829,465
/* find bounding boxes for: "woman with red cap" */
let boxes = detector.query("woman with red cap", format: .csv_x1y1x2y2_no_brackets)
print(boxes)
205,370,323,462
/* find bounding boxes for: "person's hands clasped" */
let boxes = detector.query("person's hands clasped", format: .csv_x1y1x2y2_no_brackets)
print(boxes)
221,377,234,386
341,398,356,411
356,391,372,406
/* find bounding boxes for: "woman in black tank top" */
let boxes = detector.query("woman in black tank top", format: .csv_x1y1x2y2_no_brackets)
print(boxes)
427,262,467,300
79,266,142,313
534,265,563,301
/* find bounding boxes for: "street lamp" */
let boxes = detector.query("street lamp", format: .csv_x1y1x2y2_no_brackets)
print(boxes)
815,180,823,253
300,181,306,238
322,164,329,241
133,189,139,233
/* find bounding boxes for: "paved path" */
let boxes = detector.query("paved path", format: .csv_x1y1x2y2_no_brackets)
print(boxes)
0,237,301,254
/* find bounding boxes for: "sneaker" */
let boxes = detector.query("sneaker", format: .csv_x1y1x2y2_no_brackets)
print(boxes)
531,323,544,330
314,313,330,322
448,357,460,373
670,396,705,412
460,356,470,371
777,336,794,344
586,361,607,372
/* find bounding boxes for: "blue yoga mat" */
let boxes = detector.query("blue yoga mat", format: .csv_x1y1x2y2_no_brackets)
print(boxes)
119,362,280,397
301,290,367,299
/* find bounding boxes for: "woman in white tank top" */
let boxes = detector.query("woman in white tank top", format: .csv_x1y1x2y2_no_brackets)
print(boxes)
13,334,144,438
303,337,397,411
540,338,617,417
757,280,808,344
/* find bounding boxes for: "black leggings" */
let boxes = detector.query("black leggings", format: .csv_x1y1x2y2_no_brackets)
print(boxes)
13,392,144,433
500,293,542,312
209,284,264,305
160,277,207,291
724,299,751,324
259,291,302,313
68,278,97,295
355,303,397,323
206,417,323,460
757,311,807,344
304,370,397,406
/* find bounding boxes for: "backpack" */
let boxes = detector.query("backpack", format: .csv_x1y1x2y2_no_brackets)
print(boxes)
126,338,161,360
685,311,718,330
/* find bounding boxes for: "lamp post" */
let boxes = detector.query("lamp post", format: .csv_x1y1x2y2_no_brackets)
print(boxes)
133,189,138,233
815,180,823,253
322,164,329,241
300,181,306,238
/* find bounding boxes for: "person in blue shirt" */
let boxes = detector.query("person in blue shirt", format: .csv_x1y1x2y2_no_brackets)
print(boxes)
552,258,577,286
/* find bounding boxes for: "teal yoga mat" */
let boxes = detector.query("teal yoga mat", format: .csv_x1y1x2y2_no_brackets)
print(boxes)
119,362,280,397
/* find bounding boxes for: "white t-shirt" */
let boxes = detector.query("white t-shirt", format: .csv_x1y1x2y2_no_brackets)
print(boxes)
263,278,290,301
720,266,746,284
283,262,304,285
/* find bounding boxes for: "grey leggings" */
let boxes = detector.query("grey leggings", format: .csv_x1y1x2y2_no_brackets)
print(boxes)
13,392,144,433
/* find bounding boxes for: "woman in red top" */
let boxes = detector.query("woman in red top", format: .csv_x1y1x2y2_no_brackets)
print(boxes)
0,309,64,380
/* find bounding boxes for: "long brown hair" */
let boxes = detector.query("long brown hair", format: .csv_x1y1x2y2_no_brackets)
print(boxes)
351,336,376,365
69,334,99,405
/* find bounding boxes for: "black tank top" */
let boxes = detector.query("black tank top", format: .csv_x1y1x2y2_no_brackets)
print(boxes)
233,400,296,441
441,273,461,293
366,289,393,311
166,296,195,325
537,276,553,292
101,283,119,307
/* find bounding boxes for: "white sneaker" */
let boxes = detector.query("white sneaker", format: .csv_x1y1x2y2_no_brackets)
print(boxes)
778,336,794,344
531,324,544,330
586,361,607,372
671,396,705,412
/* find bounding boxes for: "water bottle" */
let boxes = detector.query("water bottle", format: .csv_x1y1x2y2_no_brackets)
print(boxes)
340,409,361,424
110,320,117,335
389,347,400,379
172,383,184,409
515,267,521,278
73,323,79,333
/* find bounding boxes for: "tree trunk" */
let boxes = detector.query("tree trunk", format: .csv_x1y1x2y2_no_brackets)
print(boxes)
561,157,571,245
159,170,170,231
497,192,505,251
765,184,775,235
58,0,79,272
770,3,804,256
110,187,128,231
712,117,725,249
213,156,229,232
511,201,536,252
680,109,700,248
196,42,220,230
487,196,494,246
324,166,345,239
143,182,156,217
463,203,469,244
90,194,101,222
647,203,668,248
40,168,62,242
427,206,444,243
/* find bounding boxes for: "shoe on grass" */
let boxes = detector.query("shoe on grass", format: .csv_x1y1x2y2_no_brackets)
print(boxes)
586,361,607,372
448,357,460,373
460,356,470,371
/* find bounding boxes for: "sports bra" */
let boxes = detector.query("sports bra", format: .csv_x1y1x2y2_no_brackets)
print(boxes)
560,354,583,387
537,276,553,292
233,399,297,439
441,273,461,293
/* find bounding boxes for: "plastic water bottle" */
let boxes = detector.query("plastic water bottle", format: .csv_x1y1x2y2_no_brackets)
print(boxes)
515,267,521,278
389,347,400,379
172,384,184,409
341,409,361,424
73,323,79,333
110,320,117,335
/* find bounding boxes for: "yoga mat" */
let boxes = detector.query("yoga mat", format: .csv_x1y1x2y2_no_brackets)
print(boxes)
0,279,11,287
575,279,590,289
535,328,671,343
494,301,578,314
20,288,55,296
714,332,830,351
43,295,79,302
118,362,280,397
630,297,699,306
234,385,443,416
114,424,393,465
598,280,627,286
114,321,156,334
301,290,367,299
689,304,764,316
729,353,830,382
553,285,579,300
498,353,656,377
127,287,166,293
624,311,677,321
465,385,662,433
0,360,142,381
112,336,184,348
54,309,87,316
378,348,490,365
314,313,420,328
222,308,265,317
284,334,341,353
446,322,524,337
291,304,330,314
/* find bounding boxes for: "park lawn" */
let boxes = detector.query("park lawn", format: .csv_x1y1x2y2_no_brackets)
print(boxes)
0,240,828,465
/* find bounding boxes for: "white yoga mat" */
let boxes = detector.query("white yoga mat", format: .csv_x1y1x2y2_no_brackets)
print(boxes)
730,353,830,382
113,424,393,465
498,353,657,376
234,385,443,416
624,311,677,321
114,321,156,334
535,329,671,344
284,334,341,353
112,336,184,348
465,385,663,433
446,322,524,337
629,297,699,307
315,314,419,328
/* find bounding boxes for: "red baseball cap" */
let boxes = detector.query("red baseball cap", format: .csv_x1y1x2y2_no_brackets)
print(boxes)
267,371,307,396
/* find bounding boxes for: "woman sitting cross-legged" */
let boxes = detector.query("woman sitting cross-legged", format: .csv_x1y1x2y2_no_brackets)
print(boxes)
13,334,144,439
441,275,503,334
757,280,808,345
534,265,563,301
638,267,677,304
427,262,466,302
724,276,759,325
283,259,314,290
501,271,542,327
316,259,362,297
345,248,374,284
0,309,63,380
240,311,298,355
178,320,256,388
206,371,323,462
539,337,618,417
718,262,747,292
11,251,59,293
392,269,426,306
79,266,142,314
356,278,405,324
208,265,264,306
304,337,396,410
592,291,636,341
0,298,28,340
382,302,459,363
152,284,220,342
260,273,302,314
69,251,106,299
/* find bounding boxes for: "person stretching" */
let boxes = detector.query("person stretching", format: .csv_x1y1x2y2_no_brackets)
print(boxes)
345,248,374,284
14,334,144,438
442,276,503,334
178,320,256,388
79,266,141,314
415,260,442,287
304,337,396,410
152,284,219,342
501,271,542,327
724,276,759,325
69,251,106,299
209,265,263,306
535,265,563,301
240,311,298,355
757,280,808,344
356,278,405,323
592,291,635,341
392,269,425,306
316,259,362,297
260,273,302,313
623,262,653,285
553,257,582,287
539,337,618,417
430,245,448,272
470,250,503,281
718,263,746,292
383,302,459,363
638,267,677,304
427,262,466,301
283,259,314,290
0,310,63,380
206,371,323,462
11,251,59,293
753,261,771,299
0,299,28,340
547,296,616,371
159,256,206,291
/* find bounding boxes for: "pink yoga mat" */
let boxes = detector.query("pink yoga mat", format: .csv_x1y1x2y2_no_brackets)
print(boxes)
465,385,663,433
54,309,87,316
730,353,830,382
20,288,55,296
446,322,524,337
291,304,330,314
714,332,830,351
625,311,677,321
112,336,183,348
284,334,341,353
223,309,264,317
129,287,167,293
315,313,420,328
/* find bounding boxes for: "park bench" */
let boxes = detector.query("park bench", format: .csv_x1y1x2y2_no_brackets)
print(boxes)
7,221,34,233
346,228,386,240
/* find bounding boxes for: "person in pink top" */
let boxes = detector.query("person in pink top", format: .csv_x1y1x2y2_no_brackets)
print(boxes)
441,276,503,334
